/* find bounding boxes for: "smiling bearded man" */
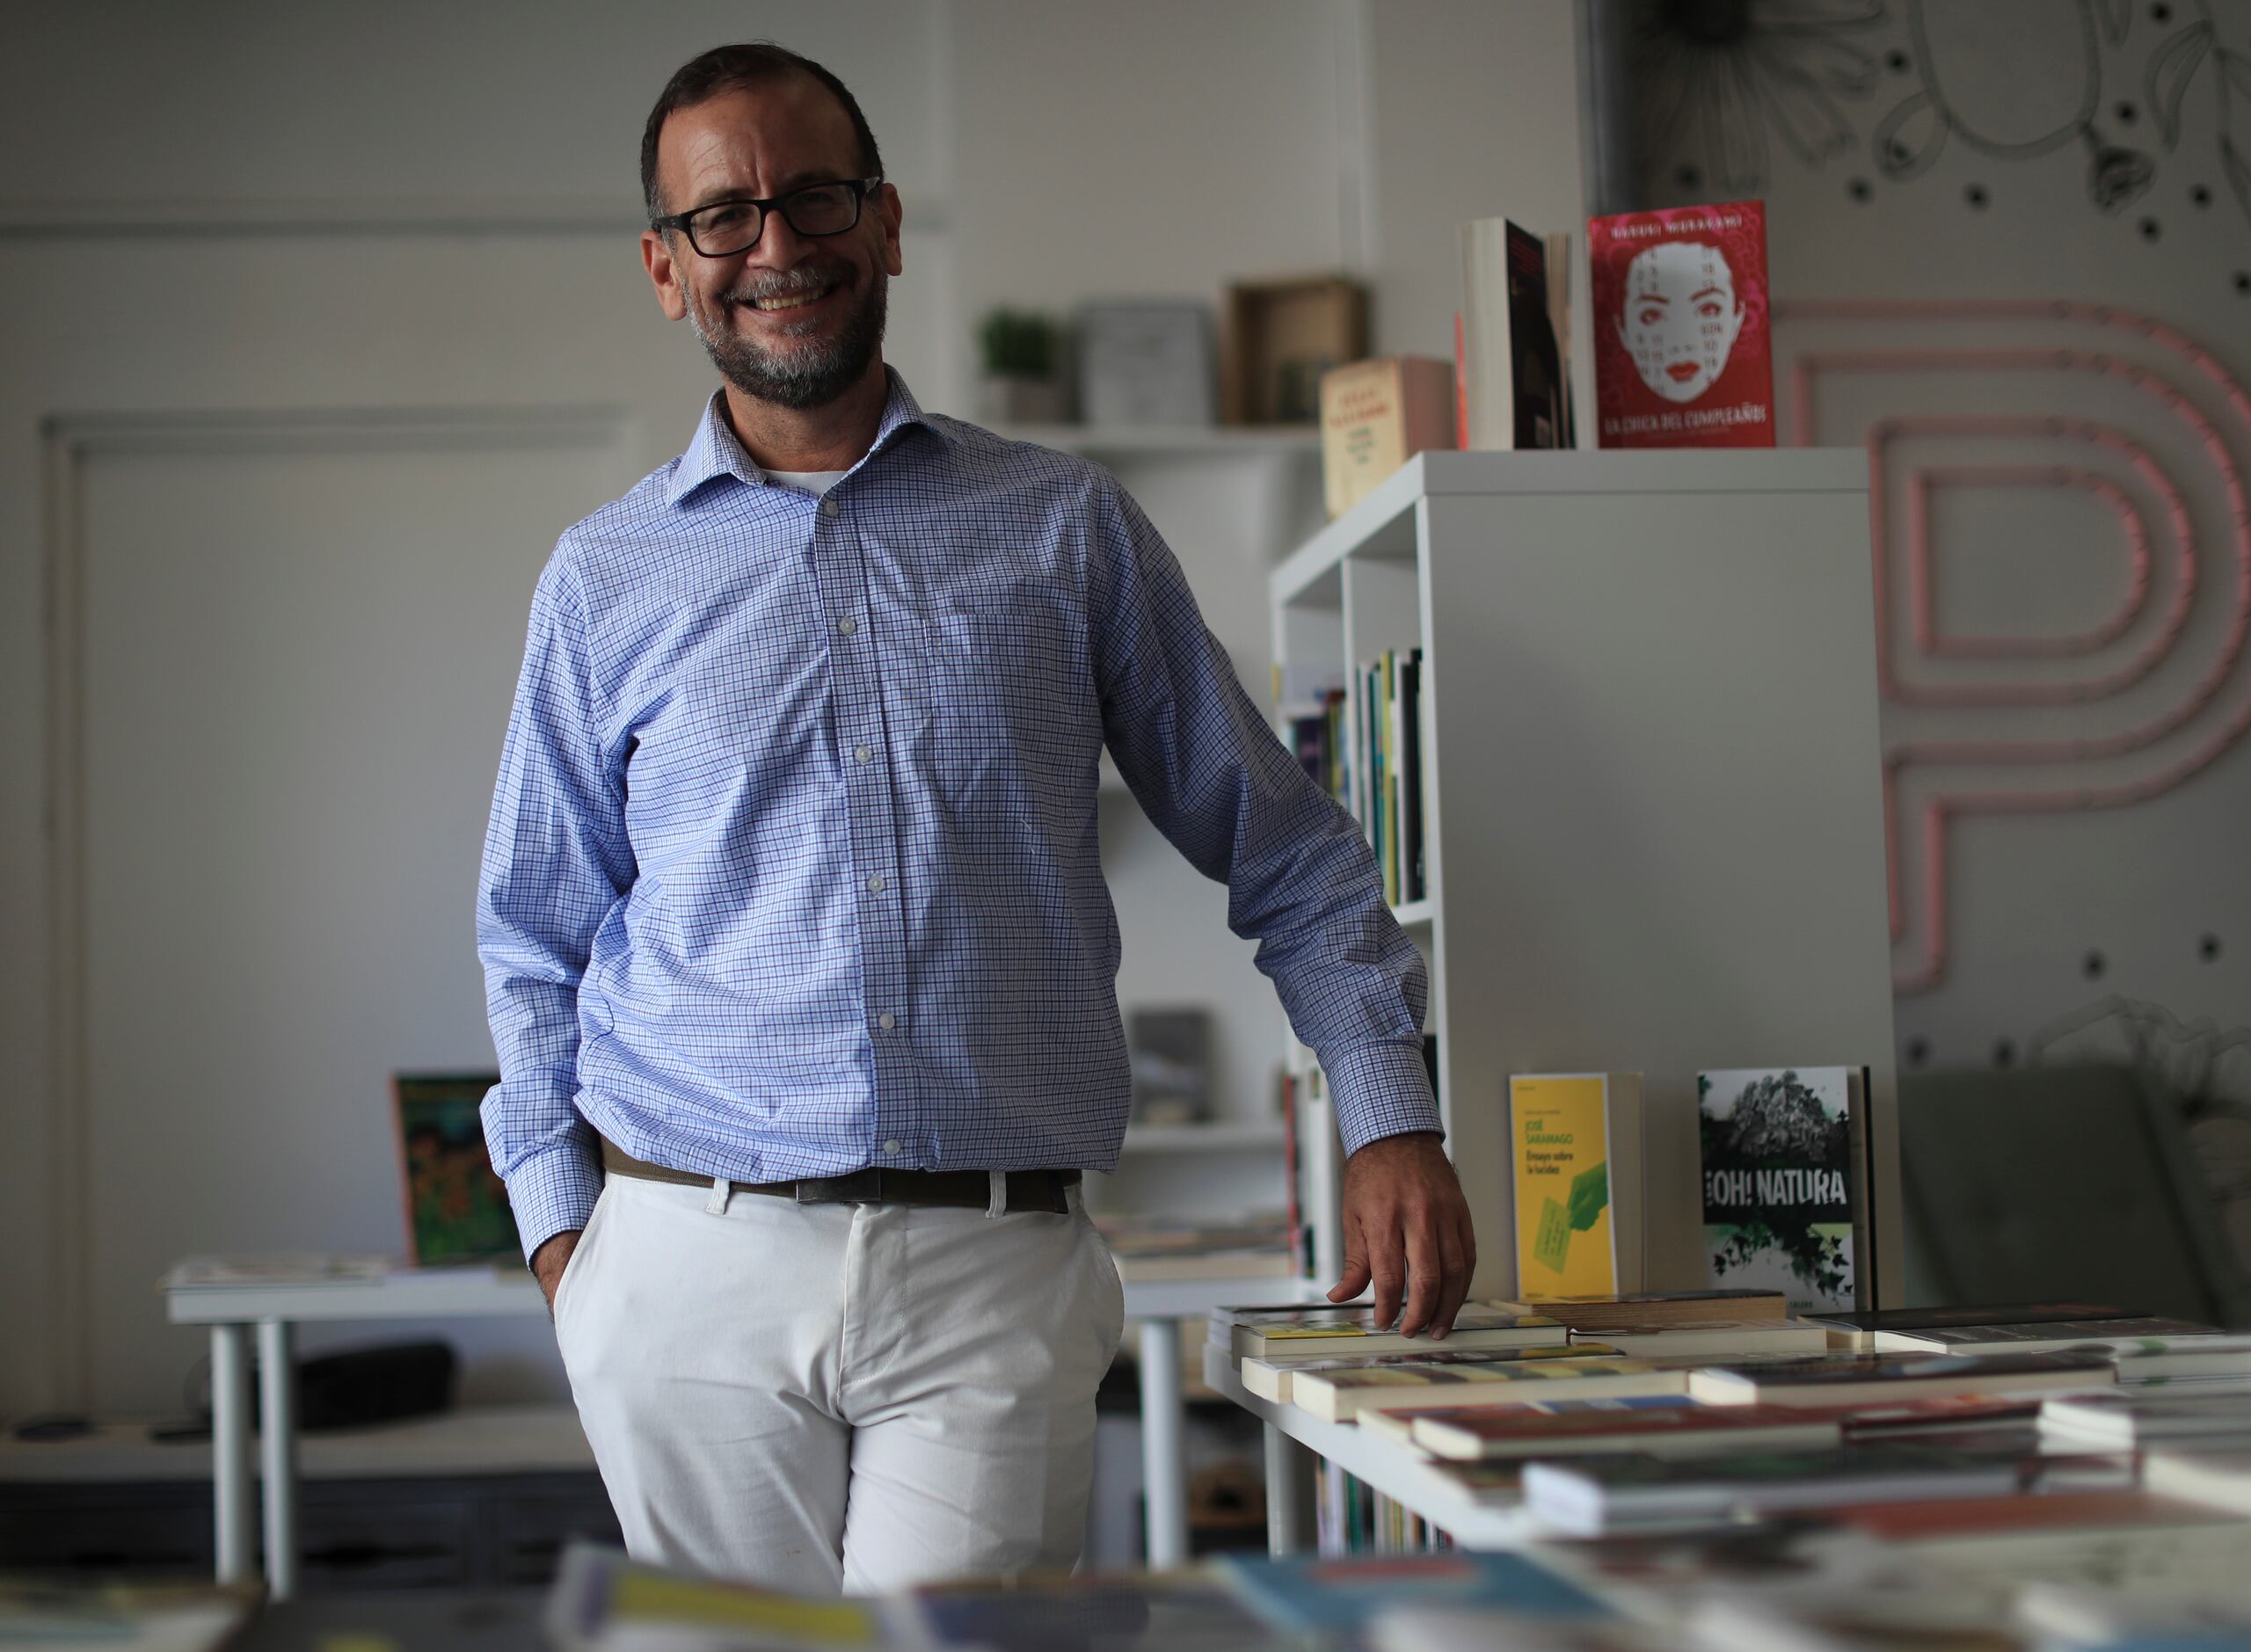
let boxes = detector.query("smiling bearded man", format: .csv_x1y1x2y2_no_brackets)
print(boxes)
476,40,1476,1595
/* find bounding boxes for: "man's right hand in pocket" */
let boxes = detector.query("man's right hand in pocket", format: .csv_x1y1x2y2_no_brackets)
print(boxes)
532,1229,582,1313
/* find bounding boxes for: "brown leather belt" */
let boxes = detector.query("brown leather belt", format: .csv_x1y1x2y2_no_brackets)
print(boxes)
600,1136,1078,1214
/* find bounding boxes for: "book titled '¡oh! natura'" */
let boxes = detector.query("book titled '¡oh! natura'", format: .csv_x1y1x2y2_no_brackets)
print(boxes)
1699,1066,1875,1314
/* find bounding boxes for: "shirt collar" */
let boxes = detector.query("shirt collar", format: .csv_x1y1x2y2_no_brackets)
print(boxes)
663,367,952,509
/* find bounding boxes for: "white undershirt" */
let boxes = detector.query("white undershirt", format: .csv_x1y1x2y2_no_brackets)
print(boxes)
766,469,849,498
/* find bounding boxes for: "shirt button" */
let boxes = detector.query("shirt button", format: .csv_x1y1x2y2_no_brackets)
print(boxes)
821,498,841,520
867,872,887,893
882,1139,902,1155
878,1011,897,1031
836,615,858,637
854,745,873,765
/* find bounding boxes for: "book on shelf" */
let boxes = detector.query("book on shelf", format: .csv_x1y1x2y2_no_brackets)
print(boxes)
1277,1352,1685,1423
1687,1349,2118,1408
1522,1444,2029,1537
1215,1304,1563,1360
1559,1320,1829,1360
1350,649,1429,908
1317,356,1454,520
2040,1389,2251,1450
1410,1401,1840,1464
1586,199,1774,450
1870,1316,2226,1357
1698,1066,1875,1314
1485,1288,1783,1333
1507,1073,1644,1300
1458,217,1569,451
1239,1341,1592,1408
1800,1300,2139,1352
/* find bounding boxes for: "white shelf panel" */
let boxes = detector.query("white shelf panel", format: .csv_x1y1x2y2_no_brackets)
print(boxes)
1118,1120,1287,1153
1390,899,1434,928
1271,447,1871,608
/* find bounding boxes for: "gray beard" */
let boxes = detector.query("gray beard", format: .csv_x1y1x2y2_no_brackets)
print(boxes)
688,266,888,411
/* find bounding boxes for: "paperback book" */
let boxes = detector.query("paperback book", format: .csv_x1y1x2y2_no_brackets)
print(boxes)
1487,1288,1786,1332
1285,1356,1687,1423
1457,218,1569,451
1802,1300,2137,1351
1410,1401,1839,1463
2040,1390,2251,1449
1215,1549,1609,1634
1698,1066,1874,1314
1216,1304,1562,1360
1559,1320,1829,1359
1871,1316,2226,1357
1507,1073,1643,1299
1688,1349,2118,1408
1523,1444,2021,1537
1586,199,1773,450
1356,1392,1693,1449
1238,1342,1592,1407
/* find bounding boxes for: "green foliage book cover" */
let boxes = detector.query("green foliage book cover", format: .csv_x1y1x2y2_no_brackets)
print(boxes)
1699,1067,1858,1314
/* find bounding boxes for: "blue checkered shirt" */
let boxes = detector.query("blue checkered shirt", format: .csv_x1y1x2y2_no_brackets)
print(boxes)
477,371,1437,1260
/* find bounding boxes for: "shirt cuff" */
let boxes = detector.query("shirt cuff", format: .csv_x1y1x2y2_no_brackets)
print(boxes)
1324,1040,1445,1158
502,1139,603,1264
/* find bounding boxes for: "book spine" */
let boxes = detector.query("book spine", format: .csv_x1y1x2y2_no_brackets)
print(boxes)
1849,1065,1878,1312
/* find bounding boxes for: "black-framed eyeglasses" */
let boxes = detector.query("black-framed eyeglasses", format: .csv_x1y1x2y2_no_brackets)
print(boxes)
652,177,883,258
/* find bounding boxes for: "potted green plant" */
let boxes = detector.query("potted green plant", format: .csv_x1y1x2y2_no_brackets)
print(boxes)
975,308,1067,425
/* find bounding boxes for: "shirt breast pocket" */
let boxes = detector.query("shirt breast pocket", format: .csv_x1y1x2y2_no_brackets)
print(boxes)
929,590,1098,817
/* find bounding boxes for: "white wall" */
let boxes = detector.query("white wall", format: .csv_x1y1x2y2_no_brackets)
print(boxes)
2,0,1586,1414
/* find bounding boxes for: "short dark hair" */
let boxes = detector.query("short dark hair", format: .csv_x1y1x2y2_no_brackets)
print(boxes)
640,43,885,225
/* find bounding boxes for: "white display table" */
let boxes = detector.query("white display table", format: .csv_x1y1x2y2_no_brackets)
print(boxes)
166,1264,1318,1596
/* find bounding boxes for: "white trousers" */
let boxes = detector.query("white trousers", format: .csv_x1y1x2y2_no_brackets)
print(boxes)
551,1170,1125,1594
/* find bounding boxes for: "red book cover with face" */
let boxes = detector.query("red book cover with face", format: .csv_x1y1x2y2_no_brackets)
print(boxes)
1588,200,1774,449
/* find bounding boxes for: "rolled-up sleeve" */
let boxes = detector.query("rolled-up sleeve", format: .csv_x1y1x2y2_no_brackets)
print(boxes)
1085,477,1439,1155
476,553,635,1259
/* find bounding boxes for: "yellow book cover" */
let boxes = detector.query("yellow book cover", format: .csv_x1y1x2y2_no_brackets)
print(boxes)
1511,1073,1617,1298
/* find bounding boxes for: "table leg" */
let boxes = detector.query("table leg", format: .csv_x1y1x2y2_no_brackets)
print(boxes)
256,1319,298,1598
208,1323,254,1583
1137,1317,1188,1568
1263,1421,1308,1556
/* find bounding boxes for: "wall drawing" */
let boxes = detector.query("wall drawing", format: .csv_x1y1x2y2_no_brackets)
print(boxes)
1629,0,2251,248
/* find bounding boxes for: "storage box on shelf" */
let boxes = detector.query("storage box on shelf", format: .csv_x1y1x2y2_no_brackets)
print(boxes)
1267,449,1900,1304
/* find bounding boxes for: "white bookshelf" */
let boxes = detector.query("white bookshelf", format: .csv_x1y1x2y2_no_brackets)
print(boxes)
1270,449,1901,1304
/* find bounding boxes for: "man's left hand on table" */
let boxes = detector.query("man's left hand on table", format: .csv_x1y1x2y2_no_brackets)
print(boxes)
1326,1130,1476,1340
